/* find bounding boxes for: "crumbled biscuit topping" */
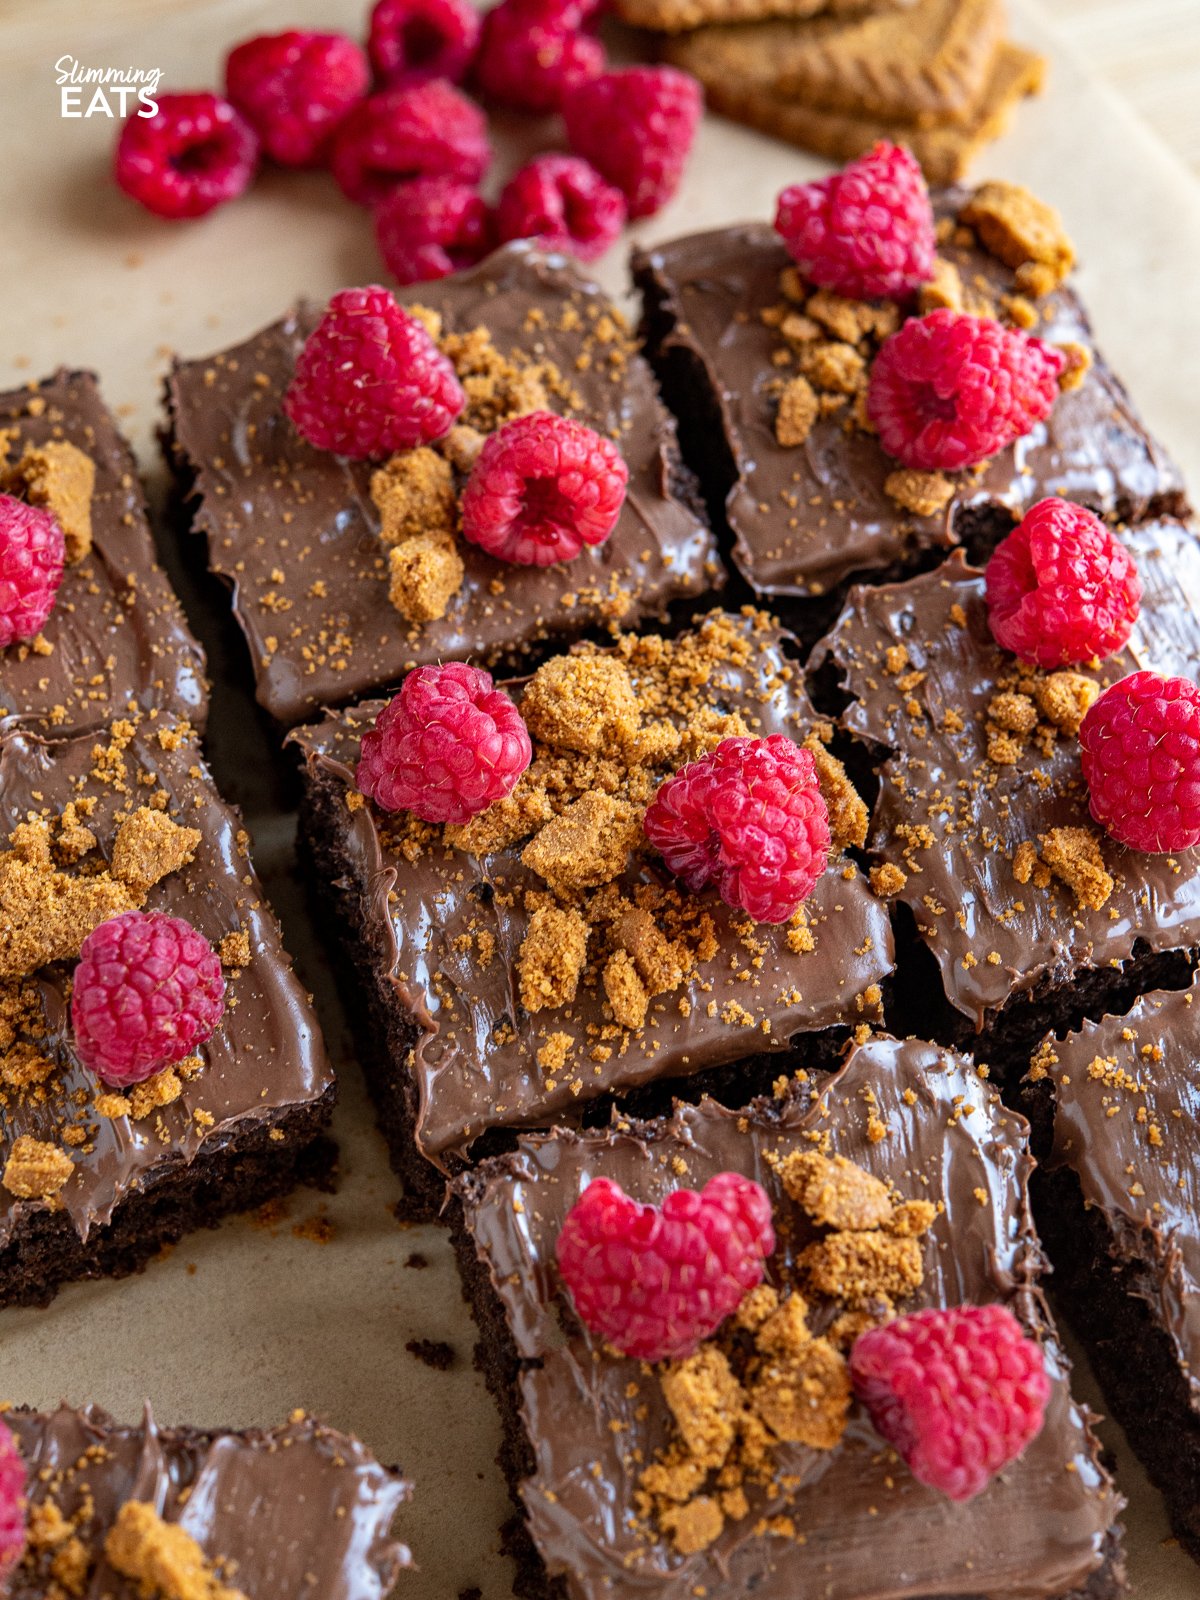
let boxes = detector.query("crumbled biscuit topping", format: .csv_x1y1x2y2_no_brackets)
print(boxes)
1,438,95,563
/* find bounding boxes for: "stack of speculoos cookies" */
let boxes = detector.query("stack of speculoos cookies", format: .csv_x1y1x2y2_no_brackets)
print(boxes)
615,0,1045,182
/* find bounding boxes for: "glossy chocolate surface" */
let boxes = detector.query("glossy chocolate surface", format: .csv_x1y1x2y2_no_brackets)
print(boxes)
0,371,207,738
292,613,893,1163
813,522,1200,1027
1042,974,1200,1407
9,1403,409,1599
167,244,721,725
0,719,333,1245
634,194,1186,600
458,1035,1122,1600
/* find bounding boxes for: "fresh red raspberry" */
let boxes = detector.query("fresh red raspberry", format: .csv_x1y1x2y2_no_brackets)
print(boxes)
0,1420,24,1584
1079,671,1200,853
368,0,481,87
774,141,935,301
644,735,830,924
474,0,605,114
375,177,493,284
114,92,259,219
556,1172,774,1362
495,155,626,263
329,81,490,207
357,662,532,823
850,1304,1051,1502
225,31,369,167
0,494,66,650
71,911,226,1088
986,498,1142,669
285,285,464,459
867,309,1066,472
461,411,628,566
563,66,702,219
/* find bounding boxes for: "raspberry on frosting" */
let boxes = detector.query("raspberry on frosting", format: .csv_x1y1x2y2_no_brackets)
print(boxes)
284,285,465,459
0,1419,24,1585
71,911,226,1089
368,0,482,87
1080,671,1200,853
329,80,490,207
461,410,628,566
643,735,830,925
986,498,1142,669
774,141,936,302
495,154,626,263
474,0,605,114
225,30,369,166
850,1304,1051,1501
357,662,533,823
867,309,1066,472
375,176,493,284
0,494,66,650
563,66,701,219
555,1171,775,1362
115,92,259,219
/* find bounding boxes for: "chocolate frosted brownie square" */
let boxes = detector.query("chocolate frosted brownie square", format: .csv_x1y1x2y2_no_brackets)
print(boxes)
8,1403,409,1598
1024,976,1200,1565
166,244,722,725
0,371,207,738
291,610,892,1214
0,716,335,1307
633,182,1187,637
810,518,1200,1073
452,1033,1125,1600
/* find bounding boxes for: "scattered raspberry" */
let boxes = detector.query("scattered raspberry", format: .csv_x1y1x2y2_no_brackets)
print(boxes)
284,285,465,459
461,411,628,566
357,662,532,823
850,1304,1051,1501
368,0,481,87
0,494,66,650
495,155,626,263
556,1172,774,1362
115,93,258,221
225,31,369,166
1079,671,1200,853
644,736,830,924
867,309,1066,472
563,66,702,219
774,141,935,301
375,176,493,283
0,1420,24,1585
71,911,226,1088
329,81,490,207
475,0,605,114
986,498,1142,669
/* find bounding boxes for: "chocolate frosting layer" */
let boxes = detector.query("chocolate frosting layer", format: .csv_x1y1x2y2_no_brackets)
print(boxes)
0,719,333,1244
167,243,721,725
457,1035,1122,1600
8,1402,410,1599
1041,973,1200,1408
0,371,207,738
291,613,893,1163
634,195,1186,600
812,522,1200,1027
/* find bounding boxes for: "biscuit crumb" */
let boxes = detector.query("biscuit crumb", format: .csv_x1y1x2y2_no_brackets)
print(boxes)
747,1338,850,1449
1033,671,1099,736
520,656,640,754
522,792,640,892
1040,825,1113,910
371,448,456,547
518,905,589,1011
960,182,1075,292
387,535,464,623
884,469,955,518
3,1135,73,1199
775,375,818,447
110,806,201,893
869,862,906,898
105,1501,247,1600
2,439,95,562
603,949,649,1030
778,1150,893,1231
219,929,251,969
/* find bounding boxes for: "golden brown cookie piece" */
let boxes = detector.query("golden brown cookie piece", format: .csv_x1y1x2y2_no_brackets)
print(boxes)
677,41,1045,185
613,0,907,38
